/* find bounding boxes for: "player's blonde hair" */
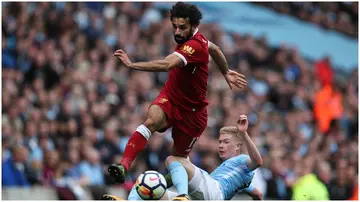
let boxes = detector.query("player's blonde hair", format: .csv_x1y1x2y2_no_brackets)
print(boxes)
219,126,242,143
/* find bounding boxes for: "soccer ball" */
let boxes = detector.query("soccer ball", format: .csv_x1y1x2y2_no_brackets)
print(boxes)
135,170,167,200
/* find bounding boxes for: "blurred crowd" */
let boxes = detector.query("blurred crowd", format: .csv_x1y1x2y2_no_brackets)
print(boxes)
256,2,358,38
2,2,358,200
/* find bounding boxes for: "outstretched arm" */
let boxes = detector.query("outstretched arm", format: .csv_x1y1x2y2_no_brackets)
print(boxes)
114,49,183,72
237,115,263,171
208,41,229,74
208,41,247,89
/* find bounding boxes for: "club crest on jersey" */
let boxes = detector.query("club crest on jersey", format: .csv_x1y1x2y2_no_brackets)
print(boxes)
159,98,168,104
182,45,195,54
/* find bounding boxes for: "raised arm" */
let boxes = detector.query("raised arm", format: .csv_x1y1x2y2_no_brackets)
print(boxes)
208,41,247,89
237,115,263,171
114,49,183,72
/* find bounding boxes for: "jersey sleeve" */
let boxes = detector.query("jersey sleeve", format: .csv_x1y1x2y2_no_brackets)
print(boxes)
236,154,251,172
174,39,208,66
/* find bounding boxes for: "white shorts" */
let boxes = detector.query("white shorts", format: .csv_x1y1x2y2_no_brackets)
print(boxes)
188,166,224,200
166,166,224,200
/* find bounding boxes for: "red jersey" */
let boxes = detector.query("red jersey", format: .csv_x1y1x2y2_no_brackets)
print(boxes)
164,29,209,111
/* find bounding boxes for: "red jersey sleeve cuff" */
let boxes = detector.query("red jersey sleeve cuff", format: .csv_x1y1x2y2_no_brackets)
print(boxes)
173,52,188,66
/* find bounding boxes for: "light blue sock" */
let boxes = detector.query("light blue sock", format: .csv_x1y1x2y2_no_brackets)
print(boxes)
168,161,188,195
128,185,143,201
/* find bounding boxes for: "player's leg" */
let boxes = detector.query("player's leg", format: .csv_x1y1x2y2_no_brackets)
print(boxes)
165,156,196,182
166,156,218,200
188,167,224,200
108,93,172,183
166,108,208,199
164,125,204,200
165,130,195,198
165,155,197,200
120,104,168,167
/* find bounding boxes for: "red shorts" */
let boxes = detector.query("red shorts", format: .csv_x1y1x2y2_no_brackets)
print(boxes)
152,90,208,157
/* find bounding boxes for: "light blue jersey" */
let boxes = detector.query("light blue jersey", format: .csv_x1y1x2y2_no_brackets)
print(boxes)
210,154,254,200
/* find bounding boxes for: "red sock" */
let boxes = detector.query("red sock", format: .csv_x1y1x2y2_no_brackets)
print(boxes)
120,131,148,170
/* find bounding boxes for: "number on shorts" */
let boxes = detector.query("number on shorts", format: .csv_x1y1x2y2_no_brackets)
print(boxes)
185,137,199,152
192,66,197,74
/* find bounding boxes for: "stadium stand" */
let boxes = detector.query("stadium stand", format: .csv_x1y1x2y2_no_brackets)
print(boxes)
255,2,358,38
2,2,358,200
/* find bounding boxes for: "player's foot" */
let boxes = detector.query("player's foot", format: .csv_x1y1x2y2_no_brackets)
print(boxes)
108,163,127,184
101,194,123,200
164,173,173,188
172,194,190,201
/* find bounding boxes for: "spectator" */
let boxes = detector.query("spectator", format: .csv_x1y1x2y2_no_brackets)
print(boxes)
264,157,291,200
95,121,122,165
292,156,329,200
314,83,343,133
315,56,333,87
328,160,354,199
2,146,30,187
315,161,332,188
42,149,60,186
78,147,105,186
66,148,81,179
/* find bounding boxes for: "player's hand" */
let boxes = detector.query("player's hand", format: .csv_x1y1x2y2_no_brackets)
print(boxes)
114,49,133,68
223,70,247,90
236,114,249,133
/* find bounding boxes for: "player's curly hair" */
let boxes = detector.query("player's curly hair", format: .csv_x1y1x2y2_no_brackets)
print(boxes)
170,2,203,26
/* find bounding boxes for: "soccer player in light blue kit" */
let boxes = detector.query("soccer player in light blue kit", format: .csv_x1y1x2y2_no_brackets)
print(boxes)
165,114,263,200
102,114,263,200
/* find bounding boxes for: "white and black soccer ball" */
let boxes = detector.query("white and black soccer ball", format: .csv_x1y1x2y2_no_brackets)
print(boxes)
135,170,167,200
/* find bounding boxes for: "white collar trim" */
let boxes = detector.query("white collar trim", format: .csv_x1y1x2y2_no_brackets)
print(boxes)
192,28,199,38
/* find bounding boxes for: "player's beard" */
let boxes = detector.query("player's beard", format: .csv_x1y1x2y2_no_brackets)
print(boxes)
174,29,193,44
174,35,189,44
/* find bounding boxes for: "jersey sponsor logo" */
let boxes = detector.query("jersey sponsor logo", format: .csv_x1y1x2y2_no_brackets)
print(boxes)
158,98,168,104
182,45,195,55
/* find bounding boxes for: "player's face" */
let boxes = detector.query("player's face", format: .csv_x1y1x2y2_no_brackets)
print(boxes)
218,133,239,160
172,17,195,44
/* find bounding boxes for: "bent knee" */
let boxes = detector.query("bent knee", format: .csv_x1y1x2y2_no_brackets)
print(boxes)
144,118,166,133
165,155,188,168
165,156,175,168
143,117,155,129
144,105,168,132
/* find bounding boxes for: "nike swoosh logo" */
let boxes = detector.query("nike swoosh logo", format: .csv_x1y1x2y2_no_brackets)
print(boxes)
150,177,159,181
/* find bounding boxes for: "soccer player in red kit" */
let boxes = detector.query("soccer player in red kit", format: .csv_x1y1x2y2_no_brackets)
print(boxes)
109,2,246,200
